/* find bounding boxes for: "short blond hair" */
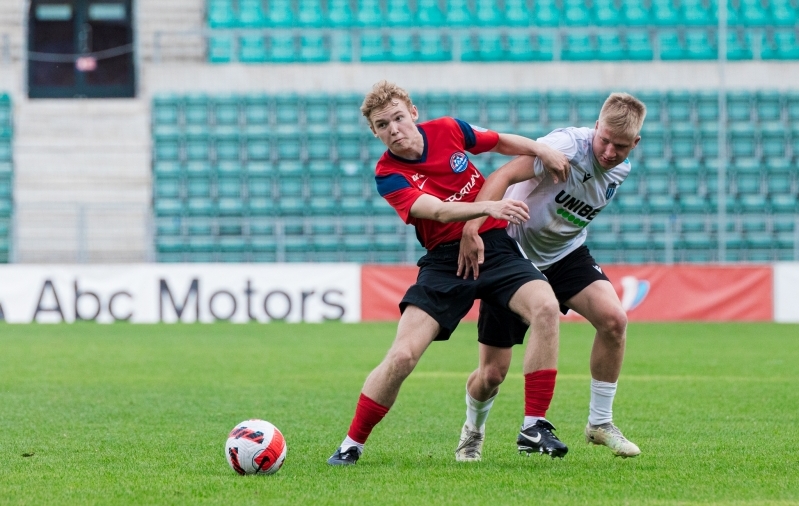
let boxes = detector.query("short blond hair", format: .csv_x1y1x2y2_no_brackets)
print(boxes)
598,92,647,138
361,80,415,125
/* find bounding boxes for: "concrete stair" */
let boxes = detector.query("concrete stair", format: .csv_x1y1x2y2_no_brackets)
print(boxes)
0,0,23,63
137,0,206,63
13,99,152,263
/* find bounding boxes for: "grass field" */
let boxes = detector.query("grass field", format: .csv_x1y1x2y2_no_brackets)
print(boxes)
0,322,797,505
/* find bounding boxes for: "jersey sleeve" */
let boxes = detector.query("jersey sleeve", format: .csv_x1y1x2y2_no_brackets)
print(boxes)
453,118,499,155
532,128,580,177
375,173,422,223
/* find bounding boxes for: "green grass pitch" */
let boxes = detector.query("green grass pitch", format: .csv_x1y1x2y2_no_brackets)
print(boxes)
0,322,797,505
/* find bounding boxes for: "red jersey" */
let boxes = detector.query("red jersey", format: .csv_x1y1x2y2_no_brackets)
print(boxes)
374,117,507,250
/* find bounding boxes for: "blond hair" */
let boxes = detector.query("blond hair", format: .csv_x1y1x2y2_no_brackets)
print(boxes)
361,80,415,125
598,92,647,138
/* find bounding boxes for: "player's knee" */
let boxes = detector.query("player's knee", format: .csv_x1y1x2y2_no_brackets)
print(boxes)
598,309,627,343
386,348,419,378
480,364,508,389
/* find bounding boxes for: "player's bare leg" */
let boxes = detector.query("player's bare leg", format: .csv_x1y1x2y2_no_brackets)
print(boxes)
329,305,440,465
456,345,512,462
566,280,640,458
508,280,567,458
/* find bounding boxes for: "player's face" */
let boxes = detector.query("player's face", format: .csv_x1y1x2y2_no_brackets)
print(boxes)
592,122,640,169
369,99,421,154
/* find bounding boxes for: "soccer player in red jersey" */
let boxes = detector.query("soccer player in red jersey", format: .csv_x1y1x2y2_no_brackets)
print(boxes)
328,81,572,465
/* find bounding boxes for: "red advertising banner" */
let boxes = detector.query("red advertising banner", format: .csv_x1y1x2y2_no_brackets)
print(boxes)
361,264,773,322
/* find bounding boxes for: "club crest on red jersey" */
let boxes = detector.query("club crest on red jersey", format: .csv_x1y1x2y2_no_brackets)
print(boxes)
450,152,469,173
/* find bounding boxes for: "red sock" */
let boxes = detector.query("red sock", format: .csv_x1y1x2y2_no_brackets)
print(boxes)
347,393,390,444
524,369,557,417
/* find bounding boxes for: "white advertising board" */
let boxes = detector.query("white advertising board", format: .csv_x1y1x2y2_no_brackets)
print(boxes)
0,264,361,323
774,262,799,323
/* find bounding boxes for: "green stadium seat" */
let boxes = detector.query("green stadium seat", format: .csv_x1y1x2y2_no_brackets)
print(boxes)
248,197,276,215
187,197,216,216
217,177,242,198
215,139,241,162
153,197,183,218
475,0,503,25
531,33,555,61
218,196,244,216
639,132,666,159
726,30,753,60
277,176,304,198
270,34,297,62
681,0,714,25
299,34,329,62
545,92,571,124
208,35,233,63
767,173,792,195
240,35,268,63
485,93,512,126
266,0,294,26
771,0,798,26
563,0,590,25
186,140,211,161
330,31,353,62
679,195,710,213
651,0,679,25
670,126,697,158
246,135,271,161
247,177,273,198
504,0,530,25
735,173,762,195
454,94,481,123
416,0,445,25
208,0,237,28
446,0,474,26
328,0,354,26
389,32,416,62
648,194,677,214
506,32,534,61
645,174,671,195
334,95,364,126
155,217,182,236
532,0,560,26
418,32,451,62
476,31,506,61
386,0,412,25
666,92,692,123
340,197,370,214
246,161,273,178
458,33,479,62
676,175,700,195
298,0,325,27
515,94,541,124
616,194,645,213
684,30,716,60
680,232,714,251
657,30,684,60
739,0,770,26
157,236,185,254
770,194,797,213
154,161,182,177
356,0,383,26
561,32,597,61
154,178,181,199
621,0,650,25
763,30,799,60
594,0,621,25
596,33,625,61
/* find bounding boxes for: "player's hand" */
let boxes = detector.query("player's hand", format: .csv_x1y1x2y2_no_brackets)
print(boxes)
457,231,485,280
537,144,571,184
485,199,529,223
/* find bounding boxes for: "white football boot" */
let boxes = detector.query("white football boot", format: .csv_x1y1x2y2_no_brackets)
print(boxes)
455,423,485,462
585,422,641,458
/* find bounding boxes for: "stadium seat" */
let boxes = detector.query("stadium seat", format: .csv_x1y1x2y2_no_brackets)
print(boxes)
681,0,714,26
446,0,474,26
240,35,268,63
208,35,233,63
266,0,294,26
562,32,597,61
531,33,555,61
504,0,530,25
684,30,716,60
416,0,445,25
651,0,680,26
475,0,503,25
621,0,651,25
563,0,591,26
594,0,621,25
596,33,625,61
763,30,799,60
418,32,451,62
531,0,561,26
657,29,684,60
726,30,753,60
506,32,534,61
299,35,329,62
386,0,412,25
330,31,353,62
545,92,572,124
356,0,383,27
388,32,416,62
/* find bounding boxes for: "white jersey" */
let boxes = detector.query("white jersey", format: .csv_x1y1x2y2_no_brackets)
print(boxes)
504,127,631,269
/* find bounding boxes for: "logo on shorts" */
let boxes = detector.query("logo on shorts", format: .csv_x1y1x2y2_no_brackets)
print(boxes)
450,152,469,173
620,276,649,311
606,183,618,200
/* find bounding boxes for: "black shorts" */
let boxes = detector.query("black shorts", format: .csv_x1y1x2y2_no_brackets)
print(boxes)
477,245,610,348
400,228,547,342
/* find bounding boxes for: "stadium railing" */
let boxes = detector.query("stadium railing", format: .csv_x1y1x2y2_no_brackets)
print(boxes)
0,92,12,264
151,91,799,264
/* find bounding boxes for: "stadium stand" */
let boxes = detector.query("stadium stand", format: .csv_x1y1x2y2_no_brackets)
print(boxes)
152,90,799,264
205,0,799,63
0,93,11,263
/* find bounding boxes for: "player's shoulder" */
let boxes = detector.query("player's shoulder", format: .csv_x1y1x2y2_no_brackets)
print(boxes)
420,116,456,130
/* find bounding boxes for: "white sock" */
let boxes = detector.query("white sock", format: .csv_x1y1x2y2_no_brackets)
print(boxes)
465,388,496,431
522,416,545,430
588,379,617,426
340,436,363,454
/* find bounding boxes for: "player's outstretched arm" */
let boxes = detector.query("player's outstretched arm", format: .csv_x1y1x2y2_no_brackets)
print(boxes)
492,133,570,184
457,156,538,279
409,193,529,224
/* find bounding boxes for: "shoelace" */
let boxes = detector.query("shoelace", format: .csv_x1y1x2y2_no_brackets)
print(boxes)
457,432,483,457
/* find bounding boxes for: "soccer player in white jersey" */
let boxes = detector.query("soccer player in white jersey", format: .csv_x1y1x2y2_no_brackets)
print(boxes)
452,93,646,461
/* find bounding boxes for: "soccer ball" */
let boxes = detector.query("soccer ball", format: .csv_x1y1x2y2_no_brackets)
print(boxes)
225,419,287,475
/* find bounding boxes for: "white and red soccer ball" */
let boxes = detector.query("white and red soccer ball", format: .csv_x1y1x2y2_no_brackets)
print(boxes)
225,419,287,475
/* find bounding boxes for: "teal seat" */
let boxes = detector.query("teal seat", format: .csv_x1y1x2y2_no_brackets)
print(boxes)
208,0,237,28
359,33,386,62
356,0,383,27
645,174,671,195
763,30,799,60
679,195,710,213
756,91,783,121
340,196,370,214
247,177,273,198
545,92,571,123
770,194,797,213
657,30,684,60
339,175,365,197
458,33,479,62
532,33,555,61
299,34,329,62
563,0,590,26
506,32,534,61
616,194,645,213
485,94,512,125
330,31,353,62
651,0,679,25
389,32,416,62
739,0,770,26
423,93,453,119
771,0,798,26
575,93,603,124
764,157,792,174
594,0,621,25
504,0,530,25
416,0,445,25
270,34,297,62
240,35,268,63
648,194,677,214
277,196,307,215
735,173,762,195
155,217,182,236
727,92,752,121
532,0,560,27
418,32,451,62
727,30,753,60
766,173,792,195
476,31,506,61
208,35,233,63
621,0,650,25
266,0,294,26
186,140,211,161
475,0,503,25
454,94,481,123
246,135,271,161
760,131,787,159
274,94,300,124
446,0,474,26
154,178,181,199
187,197,216,216
684,30,716,60
248,198,276,215
156,236,185,254
217,177,242,198
636,91,662,122
681,0,714,25
561,32,596,61
328,0,354,26
306,134,334,160
596,33,624,61
218,198,244,216
386,0,412,25
666,91,692,122
298,0,325,27
239,0,267,26
215,139,241,162
695,91,718,122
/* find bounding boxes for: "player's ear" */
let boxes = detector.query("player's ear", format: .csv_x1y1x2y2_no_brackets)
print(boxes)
632,135,641,148
411,105,419,121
